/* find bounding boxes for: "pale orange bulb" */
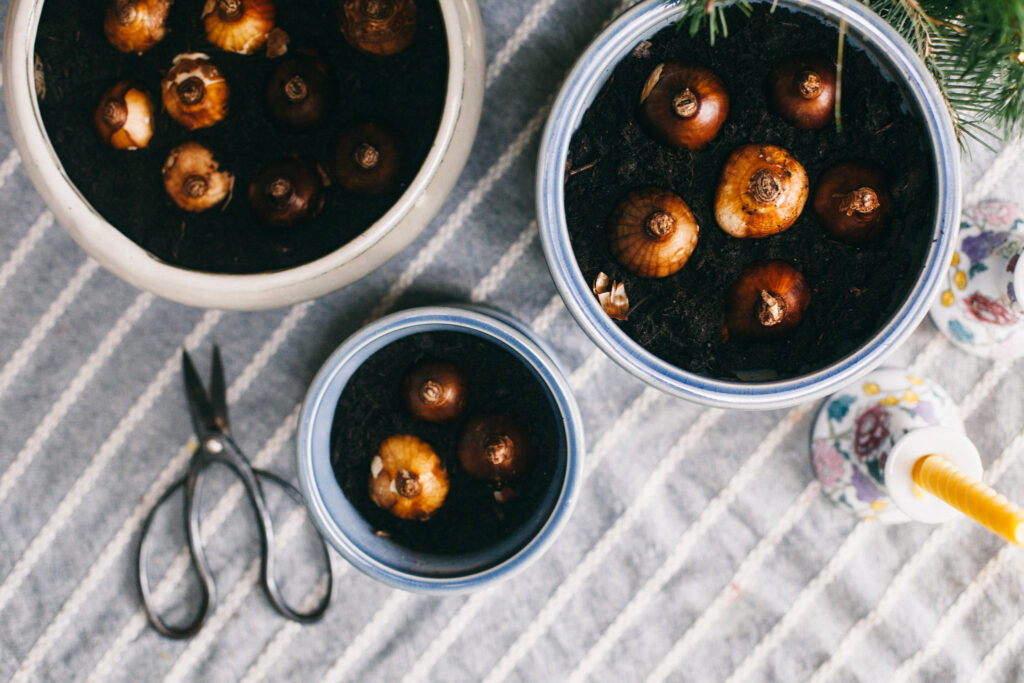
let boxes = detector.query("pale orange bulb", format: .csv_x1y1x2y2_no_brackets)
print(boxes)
715,144,809,239
202,0,276,55
369,435,449,521
608,188,700,278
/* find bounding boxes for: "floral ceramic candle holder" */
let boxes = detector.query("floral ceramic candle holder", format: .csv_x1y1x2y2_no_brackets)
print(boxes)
811,368,979,524
814,367,1024,543
930,200,1024,359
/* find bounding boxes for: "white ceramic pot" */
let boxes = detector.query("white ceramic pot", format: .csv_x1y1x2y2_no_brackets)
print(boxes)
537,0,961,410
4,0,485,310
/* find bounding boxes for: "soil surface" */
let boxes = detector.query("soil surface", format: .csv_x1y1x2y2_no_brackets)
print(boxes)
35,0,448,273
330,332,559,555
564,5,936,380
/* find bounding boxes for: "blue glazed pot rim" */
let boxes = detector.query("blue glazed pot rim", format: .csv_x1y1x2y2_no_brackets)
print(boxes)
297,304,585,593
537,0,962,410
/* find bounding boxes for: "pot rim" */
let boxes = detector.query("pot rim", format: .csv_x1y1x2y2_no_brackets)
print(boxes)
3,0,483,310
296,304,585,593
537,0,962,410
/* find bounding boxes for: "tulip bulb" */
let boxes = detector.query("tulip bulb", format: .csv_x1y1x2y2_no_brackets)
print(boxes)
369,435,449,521
162,53,230,131
337,0,416,56
715,144,808,239
638,63,729,150
608,188,700,278
162,142,234,212
104,0,173,54
202,0,277,55
724,261,811,340
94,82,155,150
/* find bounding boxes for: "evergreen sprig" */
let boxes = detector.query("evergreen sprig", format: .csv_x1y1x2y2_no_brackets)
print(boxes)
676,0,1024,144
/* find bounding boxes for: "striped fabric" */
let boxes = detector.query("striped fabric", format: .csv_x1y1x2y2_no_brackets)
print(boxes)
1,0,1024,681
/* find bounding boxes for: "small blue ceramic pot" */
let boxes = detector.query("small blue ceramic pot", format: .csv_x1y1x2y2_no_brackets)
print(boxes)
537,0,961,410
297,305,584,593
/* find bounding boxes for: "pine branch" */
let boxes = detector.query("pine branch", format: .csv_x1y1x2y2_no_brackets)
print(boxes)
676,0,1024,144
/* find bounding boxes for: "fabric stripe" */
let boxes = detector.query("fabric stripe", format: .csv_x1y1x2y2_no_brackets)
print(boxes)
888,544,1015,683
0,149,22,189
485,0,579,89
971,596,1024,682
0,211,53,295
643,481,824,683
236,569,340,683
530,294,565,335
319,592,415,683
470,220,537,302
564,404,815,683
0,258,98,399
0,291,154,512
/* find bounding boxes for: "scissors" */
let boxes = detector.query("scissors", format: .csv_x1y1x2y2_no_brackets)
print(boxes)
136,346,332,639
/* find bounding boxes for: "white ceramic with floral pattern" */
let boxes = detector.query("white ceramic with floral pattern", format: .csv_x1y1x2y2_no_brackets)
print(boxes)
811,367,982,524
929,201,1024,358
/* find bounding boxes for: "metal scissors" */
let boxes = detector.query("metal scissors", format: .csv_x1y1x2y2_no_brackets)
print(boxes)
136,346,332,639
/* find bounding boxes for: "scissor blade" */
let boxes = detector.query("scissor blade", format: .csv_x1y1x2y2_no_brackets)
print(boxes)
209,345,230,436
182,349,221,439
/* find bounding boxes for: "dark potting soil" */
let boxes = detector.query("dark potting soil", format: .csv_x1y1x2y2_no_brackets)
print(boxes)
564,5,936,381
35,0,448,274
330,332,559,555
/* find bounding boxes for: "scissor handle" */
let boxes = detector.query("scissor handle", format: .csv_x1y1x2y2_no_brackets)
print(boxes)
136,466,217,640
214,436,333,624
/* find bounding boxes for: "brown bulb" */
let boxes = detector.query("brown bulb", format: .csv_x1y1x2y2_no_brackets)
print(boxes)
337,0,416,56
813,162,891,244
104,0,173,54
458,413,534,486
638,63,729,150
162,142,234,212
202,0,276,54
330,122,401,195
608,188,699,278
162,53,230,131
265,56,331,131
769,54,836,130
369,435,449,521
402,360,467,423
724,261,810,340
94,82,155,150
715,144,809,239
248,158,325,228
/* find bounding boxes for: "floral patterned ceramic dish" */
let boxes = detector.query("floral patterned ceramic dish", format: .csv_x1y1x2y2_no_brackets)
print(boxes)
930,200,1024,359
811,367,980,524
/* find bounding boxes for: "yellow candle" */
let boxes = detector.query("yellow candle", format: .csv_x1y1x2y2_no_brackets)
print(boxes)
912,454,1024,546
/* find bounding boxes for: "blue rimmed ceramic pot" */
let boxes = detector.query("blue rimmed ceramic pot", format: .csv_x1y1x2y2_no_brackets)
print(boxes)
537,0,961,410
297,305,585,593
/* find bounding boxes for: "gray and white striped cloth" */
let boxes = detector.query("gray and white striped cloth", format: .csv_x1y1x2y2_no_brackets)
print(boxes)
2,0,1024,681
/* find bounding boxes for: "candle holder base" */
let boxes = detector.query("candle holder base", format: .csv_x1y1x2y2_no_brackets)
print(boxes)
811,368,966,524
